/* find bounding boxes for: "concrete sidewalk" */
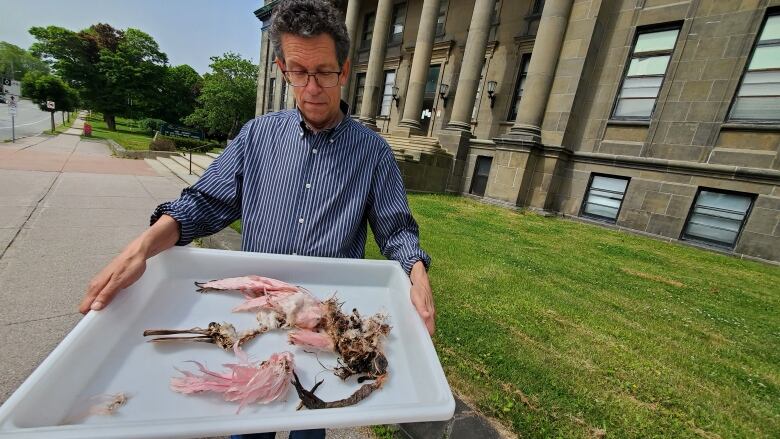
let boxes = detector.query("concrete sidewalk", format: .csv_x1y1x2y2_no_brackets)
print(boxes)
0,130,374,439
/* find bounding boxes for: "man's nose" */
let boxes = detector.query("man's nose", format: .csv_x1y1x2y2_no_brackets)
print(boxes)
304,76,323,94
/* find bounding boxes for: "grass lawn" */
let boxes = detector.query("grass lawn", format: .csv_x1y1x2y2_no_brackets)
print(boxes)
363,194,778,438
82,113,153,150
226,195,778,437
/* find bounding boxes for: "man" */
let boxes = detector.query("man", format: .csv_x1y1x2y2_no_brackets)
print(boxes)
79,0,434,437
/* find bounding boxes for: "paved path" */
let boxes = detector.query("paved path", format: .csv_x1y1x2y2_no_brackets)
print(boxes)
0,129,374,439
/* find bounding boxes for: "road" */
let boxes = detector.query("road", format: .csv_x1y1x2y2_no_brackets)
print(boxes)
0,98,67,141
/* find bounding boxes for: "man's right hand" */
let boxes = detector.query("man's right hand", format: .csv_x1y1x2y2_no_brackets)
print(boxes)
79,250,147,313
79,214,180,314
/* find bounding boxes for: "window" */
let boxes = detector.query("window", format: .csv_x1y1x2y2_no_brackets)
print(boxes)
729,13,780,121
525,0,545,36
612,27,680,120
389,3,406,45
580,174,630,222
380,70,396,116
682,189,754,249
267,77,275,112
472,60,487,120
489,1,502,41
508,54,531,121
361,13,375,49
280,80,288,110
436,0,449,38
470,156,492,197
352,73,366,115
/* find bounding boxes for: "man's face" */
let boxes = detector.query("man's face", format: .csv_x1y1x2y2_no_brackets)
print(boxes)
277,33,349,130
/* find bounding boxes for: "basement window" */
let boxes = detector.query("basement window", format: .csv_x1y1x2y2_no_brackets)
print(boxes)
580,174,630,222
682,189,754,249
469,156,493,197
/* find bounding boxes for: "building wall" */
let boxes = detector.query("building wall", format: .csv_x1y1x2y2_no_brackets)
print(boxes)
544,0,780,262
254,0,780,262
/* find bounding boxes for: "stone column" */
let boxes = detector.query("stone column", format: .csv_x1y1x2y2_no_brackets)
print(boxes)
359,0,394,130
255,29,271,116
341,0,361,102
396,0,442,135
509,0,574,143
445,0,496,131
485,0,574,207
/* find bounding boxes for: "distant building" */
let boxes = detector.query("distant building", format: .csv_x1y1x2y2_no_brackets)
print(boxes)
254,0,780,263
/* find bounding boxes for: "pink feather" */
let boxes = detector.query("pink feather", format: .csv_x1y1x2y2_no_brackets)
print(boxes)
197,275,300,299
170,348,294,413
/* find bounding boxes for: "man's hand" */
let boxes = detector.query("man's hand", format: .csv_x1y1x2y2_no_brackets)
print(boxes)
79,250,147,313
79,215,180,314
410,260,435,335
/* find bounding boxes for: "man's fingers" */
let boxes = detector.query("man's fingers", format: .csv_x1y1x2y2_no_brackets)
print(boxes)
410,289,436,336
91,274,124,311
79,274,111,314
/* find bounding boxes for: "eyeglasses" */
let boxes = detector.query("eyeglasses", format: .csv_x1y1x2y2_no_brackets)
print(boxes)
283,70,342,88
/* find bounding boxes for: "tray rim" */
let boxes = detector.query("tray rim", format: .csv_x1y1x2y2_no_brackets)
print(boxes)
0,247,455,438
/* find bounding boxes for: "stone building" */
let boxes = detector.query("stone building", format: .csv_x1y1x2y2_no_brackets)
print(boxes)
254,0,780,263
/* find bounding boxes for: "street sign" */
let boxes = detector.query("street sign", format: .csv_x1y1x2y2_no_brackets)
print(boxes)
8,105,16,116
46,101,55,110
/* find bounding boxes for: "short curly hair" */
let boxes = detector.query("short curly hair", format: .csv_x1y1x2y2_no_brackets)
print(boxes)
269,0,351,67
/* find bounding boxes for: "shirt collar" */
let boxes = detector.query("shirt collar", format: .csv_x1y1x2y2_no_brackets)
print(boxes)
296,100,352,139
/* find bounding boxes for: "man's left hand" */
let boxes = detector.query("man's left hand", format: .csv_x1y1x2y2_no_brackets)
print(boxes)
410,261,435,335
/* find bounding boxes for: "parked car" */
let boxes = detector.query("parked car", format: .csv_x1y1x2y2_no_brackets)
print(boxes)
0,95,6,104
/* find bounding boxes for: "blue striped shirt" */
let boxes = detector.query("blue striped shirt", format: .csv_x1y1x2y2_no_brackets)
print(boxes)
151,103,431,274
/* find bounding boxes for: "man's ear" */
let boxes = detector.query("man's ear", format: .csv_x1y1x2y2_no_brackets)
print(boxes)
275,58,285,71
340,59,351,86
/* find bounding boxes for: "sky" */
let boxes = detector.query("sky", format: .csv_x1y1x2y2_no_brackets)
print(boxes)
0,0,264,75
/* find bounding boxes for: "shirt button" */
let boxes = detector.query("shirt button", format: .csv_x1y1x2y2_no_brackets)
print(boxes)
305,183,311,189
299,132,303,137
329,139,334,143
312,148,318,154
292,252,297,256
298,218,304,224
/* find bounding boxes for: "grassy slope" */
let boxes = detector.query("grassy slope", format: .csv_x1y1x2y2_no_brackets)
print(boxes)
82,114,152,150
361,194,779,438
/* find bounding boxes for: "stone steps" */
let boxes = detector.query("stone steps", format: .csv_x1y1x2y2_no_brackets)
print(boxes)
381,134,447,162
170,154,207,176
154,156,200,186
190,153,216,170
147,152,219,185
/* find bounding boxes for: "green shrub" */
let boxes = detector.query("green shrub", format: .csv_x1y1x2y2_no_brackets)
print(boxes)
139,118,166,134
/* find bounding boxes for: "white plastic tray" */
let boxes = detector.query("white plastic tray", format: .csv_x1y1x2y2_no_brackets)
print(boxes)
0,247,454,438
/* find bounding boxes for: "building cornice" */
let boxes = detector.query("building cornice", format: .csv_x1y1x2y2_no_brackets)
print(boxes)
254,0,280,22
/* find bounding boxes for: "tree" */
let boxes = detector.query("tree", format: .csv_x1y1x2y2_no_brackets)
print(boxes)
0,42,50,81
29,24,167,131
184,53,257,139
21,71,79,131
145,64,202,124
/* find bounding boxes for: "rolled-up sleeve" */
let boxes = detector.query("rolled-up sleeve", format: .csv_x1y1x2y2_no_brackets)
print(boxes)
367,147,431,275
150,122,249,246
